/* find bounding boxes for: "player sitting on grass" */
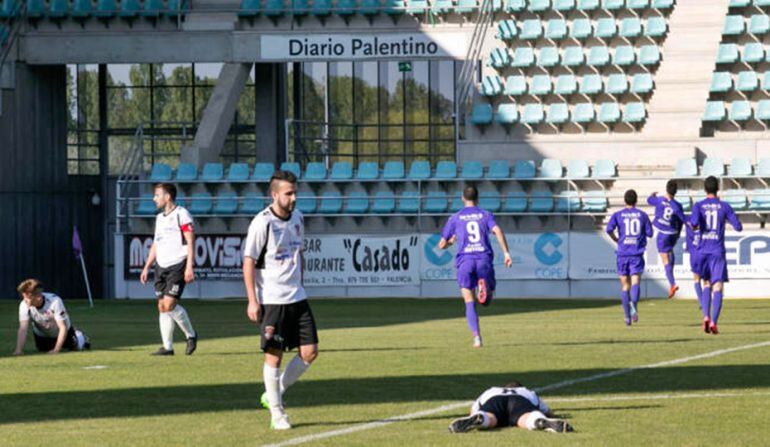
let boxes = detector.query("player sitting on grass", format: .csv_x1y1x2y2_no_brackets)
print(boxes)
13,279,90,355
438,185,512,348
647,180,686,299
606,189,653,326
449,381,573,434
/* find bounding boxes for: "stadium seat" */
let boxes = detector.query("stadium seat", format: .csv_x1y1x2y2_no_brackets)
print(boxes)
623,102,647,123
540,159,563,178
528,0,549,11
487,160,510,179
723,15,745,35
652,0,673,8
189,193,213,215
372,191,396,213
749,14,770,35
562,46,585,67
736,71,759,92
237,0,260,17
280,162,301,178
496,103,519,124
71,0,93,18
742,43,765,63
1,0,19,18
645,16,667,37
702,157,725,177
199,163,223,182
750,189,770,210
620,17,642,38
520,19,543,40
755,0,770,6
531,74,552,96
723,189,748,210
252,163,275,181
47,0,69,18
593,159,617,178
602,0,624,10
628,0,648,8
424,191,448,213
567,159,590,178
505,0,526,12
497,19,518,41
582,190,608,212
383,161,405,179
480,75,503,96
488,48,511,68
511,47,536,68
136,195,157,215
455,0,475,14
165,0,188,17
397,191,420,213
330,161,353,180
318,191,343,214
573,102,596,124
587,46,610,67
675,190,692,211
595,18,617,39
630,73,654,94
545,19,568,40
356,162,379,180
730,100,752,121
521,104,545,127
729,0,750,6
758,158,770,177
555,74,577,95
311,0,332,16
710,72,733,93
461,161,484,179
479,191,501,212
675,158,698,177
304,162,327,181
383,0,406,15
716,44,739,64
556,190,581,212
599,102,621,125
554,0,575,10
639,45,661,65
142,0,164,17
606,73,629,95
95,0,118,18
763,73,770,91
213,192,238,215
471,104,494,125
514,160,537,178
577,0,599,10
729,157,753,176
756,99,770,120
175,163,197,181
227,163,250,182
434,161,457,179
571,18,593,40
336,0,357,16
450,193,465,212
613,45,636,66
529,190,554,212
702,101,727,122
504,75,528,96
296,192,317,214
408,161,431,180
406,0,426,14
502,191,528,212
345,191,369,214
580,74,603,95
547,103,570,126
149,163,173,181
360,0,380,16
538,46,560,68
240,193,266,214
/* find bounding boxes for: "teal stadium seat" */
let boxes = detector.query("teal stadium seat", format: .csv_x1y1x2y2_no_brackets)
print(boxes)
528,0,549,12
627,0,648,8
119,0,140,17
479,191,501,212
356,162,379,180
652,0,672,8
136,195,157,215
595,18,617,39
455,0,475,14
296,192,317,214
497,19,517,40
723,15,745,35
227,163,250,181
599,102,621,125
448,193,463,212
529,190,554,212
360,0,380,16
729,0,750,6
213,192,238,215
397,191,420,213
593,159,617,178
563,46,585,67
471,103,494,125
716,44,739,64
504,0,525,13
582,191,608,212
189,193,213,215
372,191,396,213
521,103,545,127
201,163,223,181
488,48,511,68
675,158,698,177
756,99,770,120
434,160,457,179
495,103,519,124
408,160,431,180
1,0,19,18
175,192,188,208
554,0,575,11
263,0,286,17
540,158,563,178
71,0,93,18
47,0,69,18
530,74,552,95
730,100,752,121
577,0,599,10
723,189,748,210
567,159,590,178
613,45,636,66
383,160,405,179
675,190,691,211
729,157,753,176
602,0,624,10
702,157,725,177
545,19,568,40
481,75,503,96
504,75,527,95
406,0,426,14
514,160,536,178
345,191,370,213
710,72,732,93
620,17,642,38
96,0,118,18
165,0,188,17
570,18,592,40
461,161,484,179
573,102,596,124
424,191,448,213
631,73,653,94
556,190,581,212
384,0,406,15
337,0,357,17
587,46,610,67
555,74,577,95
639,45,661,65
763,73,770,91
749,189,770,210
580,74,603,95
487,160,510,179
502,191,528,212
736,71,759,92
330,161,353,180
749,14,770,35
318,191,343,213
520,19,543,40
755,0,770,6
538,46,560,67
142,0,164,17
240,193,266,214
742,42,764,63
702,101,726,122
312,0,332,15
645,16,667,37
150,163,173,181
606,73,628,95
175,163,197,181
623,102,647,123
758,158,770,177
546,103,570,125
26,0,44,18
252,163,276,181
511,46,536,67
279,162,301,178
304,162,327,180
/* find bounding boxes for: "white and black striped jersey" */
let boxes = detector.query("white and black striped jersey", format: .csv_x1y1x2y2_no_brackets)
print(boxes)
471,386,550,414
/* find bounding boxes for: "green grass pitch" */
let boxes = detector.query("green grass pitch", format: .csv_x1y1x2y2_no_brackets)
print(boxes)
2,298,770,446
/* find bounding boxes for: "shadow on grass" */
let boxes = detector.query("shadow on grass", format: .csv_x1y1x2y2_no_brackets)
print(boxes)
2,365,769,425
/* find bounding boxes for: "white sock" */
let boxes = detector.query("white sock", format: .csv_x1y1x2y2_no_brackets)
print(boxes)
279,355,310,394
74,330,85,350
525,411,547,431
263,363,282,413
169,305,195,339
477,412,492,429
159,312,174,350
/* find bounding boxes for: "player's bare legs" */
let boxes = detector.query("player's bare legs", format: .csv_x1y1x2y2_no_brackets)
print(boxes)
619,275,632,325
461,288,482,348
660,252,679,298
700,279,712,333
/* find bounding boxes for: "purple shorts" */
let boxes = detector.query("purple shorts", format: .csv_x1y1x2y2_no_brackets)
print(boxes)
457,257,496,292
656,233,680,254
699,253,729,283
617,255,645,277
689,251,703,275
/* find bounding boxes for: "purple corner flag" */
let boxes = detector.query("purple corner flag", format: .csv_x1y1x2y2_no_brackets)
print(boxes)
72,226,83,259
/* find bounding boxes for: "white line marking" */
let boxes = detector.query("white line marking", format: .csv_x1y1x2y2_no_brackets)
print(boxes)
82,365,108,370
548,390,770,404
264,340,770,447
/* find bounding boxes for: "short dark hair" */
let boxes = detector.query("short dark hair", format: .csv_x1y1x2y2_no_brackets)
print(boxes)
154,183,177,201
624,189,638,206
463,185,479,202
704,176,719,195
270,170,298,192
505,381,523,388
666,180,678,197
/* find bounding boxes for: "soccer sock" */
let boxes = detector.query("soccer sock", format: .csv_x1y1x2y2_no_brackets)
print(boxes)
465,301,480,337
694,282,703,305
263,363,282,412
477,412,492,429
621,290,631,319
664,255,676,287
159,312,174,350
524,411,547,430
711,290,723,324
279,355,310,395
168,305,196,339
631,284,641,307
701,287,712,319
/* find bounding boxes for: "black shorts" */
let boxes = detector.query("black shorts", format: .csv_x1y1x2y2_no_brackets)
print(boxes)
34,327,78,352
154,261,186,299
259,300,319,352
479,395,538,428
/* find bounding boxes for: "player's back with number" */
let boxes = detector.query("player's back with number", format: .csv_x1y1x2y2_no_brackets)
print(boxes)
443,207,497,263
690,197,742,255
606,208,653,256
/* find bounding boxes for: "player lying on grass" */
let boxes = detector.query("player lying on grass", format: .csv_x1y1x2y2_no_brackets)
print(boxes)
438,185,512,348
14,279,90,355
647,180,686,299
449,381,573,434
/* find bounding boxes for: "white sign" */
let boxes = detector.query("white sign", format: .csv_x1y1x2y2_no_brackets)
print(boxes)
260,33,468,60
421,232,569,281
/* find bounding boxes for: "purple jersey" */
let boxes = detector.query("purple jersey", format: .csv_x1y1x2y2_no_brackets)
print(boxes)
647,194,686,235
684,221,701,254
689,197,742,255
606,207,653,256
441,206,497,264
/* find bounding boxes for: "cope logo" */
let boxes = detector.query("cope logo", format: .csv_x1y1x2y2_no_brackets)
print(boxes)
533,233,565,279
422,234,455,280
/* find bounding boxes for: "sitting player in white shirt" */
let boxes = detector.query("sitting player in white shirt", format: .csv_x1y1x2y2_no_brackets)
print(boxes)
449,381,573,434
13,279,90,355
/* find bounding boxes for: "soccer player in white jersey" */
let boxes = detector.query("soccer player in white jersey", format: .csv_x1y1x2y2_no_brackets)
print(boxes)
14,279,90,355
140,182,198,356
242,170,318,431
449,381,573,434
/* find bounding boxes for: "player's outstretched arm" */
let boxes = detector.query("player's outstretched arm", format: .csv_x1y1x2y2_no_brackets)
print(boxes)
140,243,157,285
13,320,28,355
183,228,195,283
647,192,658,205
491,226,513,268
242,257,261,323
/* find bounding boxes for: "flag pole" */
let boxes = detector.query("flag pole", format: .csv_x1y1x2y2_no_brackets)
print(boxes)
79,253,94,308
72,225,94,308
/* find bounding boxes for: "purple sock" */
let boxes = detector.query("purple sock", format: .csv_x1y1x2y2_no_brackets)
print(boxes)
711,290,723,324
621,291,631,319
701,287,712,319
465,301,480,337
694,282,702,307
631,284,641,306
664,263,675,287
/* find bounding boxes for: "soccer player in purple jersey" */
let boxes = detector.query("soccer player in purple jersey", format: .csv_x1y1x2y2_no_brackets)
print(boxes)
689,176,742,335
438,185,513,348
647,180,686,299
684,222,703,307
606,190,653,326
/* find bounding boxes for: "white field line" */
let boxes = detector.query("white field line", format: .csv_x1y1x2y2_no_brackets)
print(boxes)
263,340,770,447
